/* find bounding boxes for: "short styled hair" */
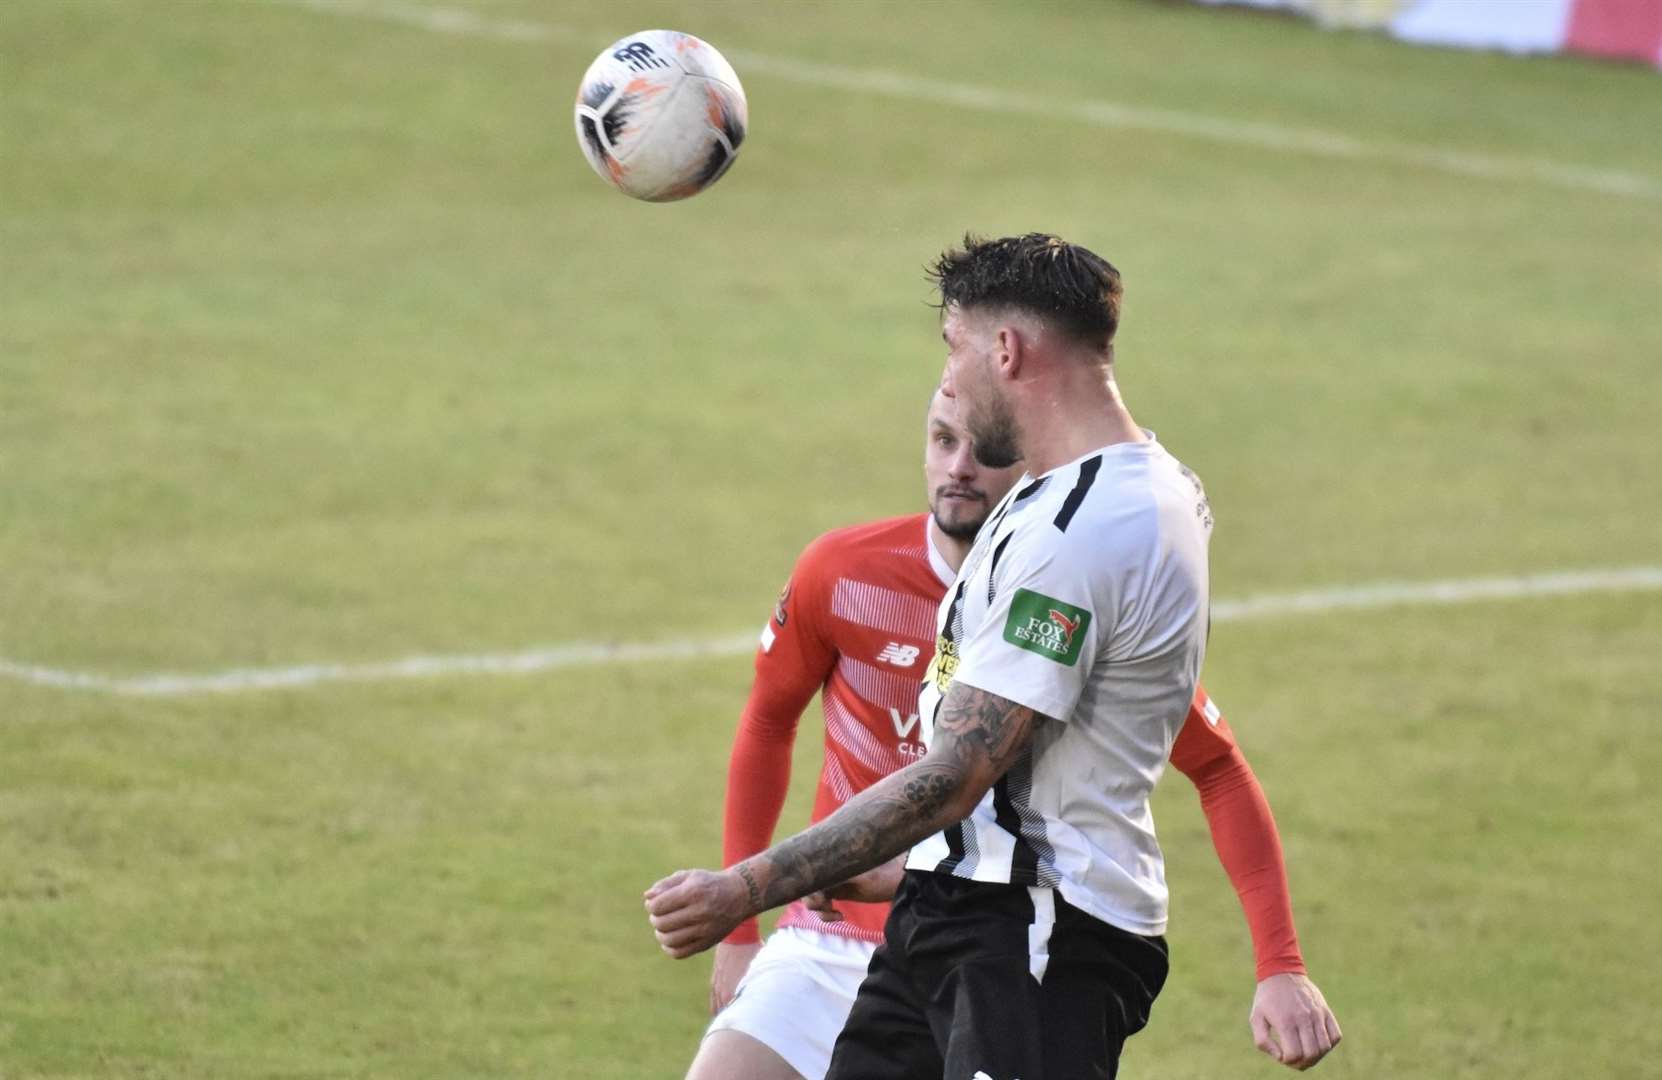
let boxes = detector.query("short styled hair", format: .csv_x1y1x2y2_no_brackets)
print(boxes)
928,233,1123,350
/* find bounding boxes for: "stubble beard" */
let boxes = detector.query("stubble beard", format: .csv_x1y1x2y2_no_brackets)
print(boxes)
930,495,989,541
967,391,1022,469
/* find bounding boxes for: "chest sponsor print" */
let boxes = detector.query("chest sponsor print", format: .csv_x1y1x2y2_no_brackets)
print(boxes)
925,635,958,693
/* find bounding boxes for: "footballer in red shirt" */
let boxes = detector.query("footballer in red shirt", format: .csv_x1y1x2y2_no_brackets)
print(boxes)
682,391,1336,1080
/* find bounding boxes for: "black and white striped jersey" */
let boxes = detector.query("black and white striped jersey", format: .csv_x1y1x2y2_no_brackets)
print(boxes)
906,433,1213,936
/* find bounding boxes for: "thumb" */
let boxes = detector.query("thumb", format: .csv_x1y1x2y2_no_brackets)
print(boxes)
803,893,843,921
1250,1006,1279,1060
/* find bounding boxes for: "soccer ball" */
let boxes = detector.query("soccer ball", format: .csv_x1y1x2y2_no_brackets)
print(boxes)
573,30,748,202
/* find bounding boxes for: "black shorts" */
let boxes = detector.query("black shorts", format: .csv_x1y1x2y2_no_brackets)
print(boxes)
825,870,1169,1080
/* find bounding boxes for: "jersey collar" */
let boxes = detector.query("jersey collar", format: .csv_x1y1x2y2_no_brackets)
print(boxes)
924,517,956,587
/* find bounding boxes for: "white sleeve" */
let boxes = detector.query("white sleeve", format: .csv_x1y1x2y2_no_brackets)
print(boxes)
949,531,1108,723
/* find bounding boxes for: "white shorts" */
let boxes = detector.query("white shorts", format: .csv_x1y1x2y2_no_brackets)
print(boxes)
705,927,878,1080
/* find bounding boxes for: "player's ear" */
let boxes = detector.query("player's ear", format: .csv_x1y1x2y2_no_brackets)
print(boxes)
994,324,1025,380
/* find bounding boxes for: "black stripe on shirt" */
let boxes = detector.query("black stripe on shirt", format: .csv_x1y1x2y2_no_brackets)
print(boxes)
982,477,1043,545
985,532,1014,603
1012,476,1047,505
991,772,1039,885
941,577,969,647
1052,455,1103,533
1006,751,1059,887
935,822,968,875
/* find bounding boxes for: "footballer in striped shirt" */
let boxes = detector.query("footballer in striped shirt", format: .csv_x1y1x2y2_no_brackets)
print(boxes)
676,386,1335,1080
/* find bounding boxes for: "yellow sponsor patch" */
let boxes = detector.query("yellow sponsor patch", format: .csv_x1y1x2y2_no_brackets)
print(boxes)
927,636,958,692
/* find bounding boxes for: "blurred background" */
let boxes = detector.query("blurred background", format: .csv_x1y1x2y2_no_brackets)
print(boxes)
3,1,1660,1076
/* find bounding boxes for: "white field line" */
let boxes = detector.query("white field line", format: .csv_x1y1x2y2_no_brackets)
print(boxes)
0,633,762,698
276,0,570,42
273,0,1662,201
4,567,1660,698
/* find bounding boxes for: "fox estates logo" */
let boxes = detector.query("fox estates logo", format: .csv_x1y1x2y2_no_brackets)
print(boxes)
1002,588,1090,666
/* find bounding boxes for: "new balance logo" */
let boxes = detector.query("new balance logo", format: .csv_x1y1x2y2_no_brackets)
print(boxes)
971,1072,1020,1080
612,41,671,71
875,642,920,668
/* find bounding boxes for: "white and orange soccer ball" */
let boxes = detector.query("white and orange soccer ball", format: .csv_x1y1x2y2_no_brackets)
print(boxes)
573,30,748,202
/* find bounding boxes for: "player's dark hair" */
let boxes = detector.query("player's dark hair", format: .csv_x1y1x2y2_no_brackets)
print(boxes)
928,233,1122,351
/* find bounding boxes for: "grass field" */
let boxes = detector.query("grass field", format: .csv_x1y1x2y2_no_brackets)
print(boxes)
4,1,1661,1077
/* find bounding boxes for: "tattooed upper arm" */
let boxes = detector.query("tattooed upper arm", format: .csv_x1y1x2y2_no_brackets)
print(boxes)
930,683,1047,792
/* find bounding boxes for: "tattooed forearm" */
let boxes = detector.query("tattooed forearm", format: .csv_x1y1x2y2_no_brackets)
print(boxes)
746,759,961,912
901,767,958,818
730,685,1044,916
735,862,763,912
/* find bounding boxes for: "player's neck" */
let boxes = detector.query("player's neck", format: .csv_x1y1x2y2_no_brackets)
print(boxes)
1018,372,1145,476
928,515,973,574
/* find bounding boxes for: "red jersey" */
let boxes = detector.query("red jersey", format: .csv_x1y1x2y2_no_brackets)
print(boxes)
722,513,1304,980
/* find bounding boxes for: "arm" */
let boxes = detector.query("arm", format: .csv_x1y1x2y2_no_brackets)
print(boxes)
801,854,908,920
719,715,793,944
1169,689,1341,1070
708,677,812,1014
664,517,1105,941
719,637,832,943
646,683,1043,958
710,565,837,1012
1169,703,1304,981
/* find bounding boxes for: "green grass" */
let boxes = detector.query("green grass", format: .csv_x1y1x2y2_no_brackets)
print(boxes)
3,0,1660,1076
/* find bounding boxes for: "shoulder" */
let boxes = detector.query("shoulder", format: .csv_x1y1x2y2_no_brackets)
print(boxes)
1005,447,1201,579
1056,444,1200,529
1007,451,1157,543
783,515,932,613
797,513,929,576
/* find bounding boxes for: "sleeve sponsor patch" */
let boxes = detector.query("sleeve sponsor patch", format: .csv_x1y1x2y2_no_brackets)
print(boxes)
1001,588,1091,666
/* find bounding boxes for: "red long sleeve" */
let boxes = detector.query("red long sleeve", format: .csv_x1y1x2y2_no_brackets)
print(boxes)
721,689,805,944
1169,691,1306,981
720,549,838,944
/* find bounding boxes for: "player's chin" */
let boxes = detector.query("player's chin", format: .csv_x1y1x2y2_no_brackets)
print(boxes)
933,502,987,539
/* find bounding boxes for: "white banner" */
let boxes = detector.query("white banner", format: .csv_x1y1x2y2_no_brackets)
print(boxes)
1196,0,1662,68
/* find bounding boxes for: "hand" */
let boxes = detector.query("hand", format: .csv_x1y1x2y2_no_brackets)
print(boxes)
645,868,751,959
709,940,762,1015
1250,973,1342,1070
802,855,906,921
